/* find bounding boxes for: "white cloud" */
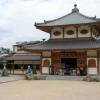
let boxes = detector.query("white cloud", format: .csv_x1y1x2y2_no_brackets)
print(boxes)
0,0,100,49
0,19,9,27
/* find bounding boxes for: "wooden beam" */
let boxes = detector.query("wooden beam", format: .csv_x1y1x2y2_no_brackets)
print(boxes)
50,27,52,39
90,26,92,38
75,26,78,38
62,27,64,39
97,50,99,73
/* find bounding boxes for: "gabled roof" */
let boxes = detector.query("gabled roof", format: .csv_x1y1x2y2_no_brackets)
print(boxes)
24,38,100,51
35,4,99,27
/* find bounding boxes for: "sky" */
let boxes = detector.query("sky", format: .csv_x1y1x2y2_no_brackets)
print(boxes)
0,0,100,49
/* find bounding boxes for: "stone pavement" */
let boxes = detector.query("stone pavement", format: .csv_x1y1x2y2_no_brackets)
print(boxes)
0,75,24,83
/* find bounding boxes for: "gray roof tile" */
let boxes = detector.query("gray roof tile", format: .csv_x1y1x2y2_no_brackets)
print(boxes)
36,5,99,26
6,55,40,61
25,38,100,50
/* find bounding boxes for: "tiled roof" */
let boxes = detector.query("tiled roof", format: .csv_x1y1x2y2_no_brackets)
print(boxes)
6,54,40,61
25,38,100,50
35,5,99,27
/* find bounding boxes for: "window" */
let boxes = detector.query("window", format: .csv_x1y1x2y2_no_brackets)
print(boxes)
66,30,74,35
53,31,61,36
80,29,88,34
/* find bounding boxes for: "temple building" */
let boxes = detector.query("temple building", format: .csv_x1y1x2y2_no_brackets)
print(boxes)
10,4,100,75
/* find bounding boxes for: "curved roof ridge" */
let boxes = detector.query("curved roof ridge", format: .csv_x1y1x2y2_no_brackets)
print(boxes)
45,12,73,23
77,12,97,20
35,11,98,26
46,12,97,23
35,12,73,26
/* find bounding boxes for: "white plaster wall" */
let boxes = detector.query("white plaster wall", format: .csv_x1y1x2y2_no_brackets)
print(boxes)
42,58,51,74
16,50,29,54
92,34,96,38
13,46,20,52
42,67,49,74
78,26,91,38
87,50,97,56
87,68,97,75
64,26,76,38
42,51,51,57
51,27,63,39
87,58,97,75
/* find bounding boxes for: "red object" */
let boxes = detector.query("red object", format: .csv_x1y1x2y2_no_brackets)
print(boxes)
80,63,85,68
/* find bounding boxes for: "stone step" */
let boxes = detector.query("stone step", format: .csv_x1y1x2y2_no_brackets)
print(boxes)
34,75,100,81
45,75,84,81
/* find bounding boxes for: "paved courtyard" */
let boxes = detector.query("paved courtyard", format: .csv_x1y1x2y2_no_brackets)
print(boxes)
0,75,24,83
0,80,99,100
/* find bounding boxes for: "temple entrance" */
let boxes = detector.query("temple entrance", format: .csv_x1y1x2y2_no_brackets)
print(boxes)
61,58,77,75
52,52,87,75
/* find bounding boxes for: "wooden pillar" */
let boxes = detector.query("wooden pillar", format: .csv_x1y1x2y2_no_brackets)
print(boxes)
76,26,78,38
9,63,12,74
50,27,53,39
23,62,24,72
32,61,34,74
85,50,88,76
90,26,92,38
12,63,14,74
22,61,24,74
97,50,99,74
62,27,64,39
51,51,54,75
40,52,42,74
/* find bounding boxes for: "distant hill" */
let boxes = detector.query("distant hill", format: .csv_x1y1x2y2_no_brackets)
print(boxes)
0,47,10,54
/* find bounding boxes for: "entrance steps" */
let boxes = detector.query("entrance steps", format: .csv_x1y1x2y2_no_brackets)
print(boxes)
46,75,84,81
33,75,100,81
34,75,84,81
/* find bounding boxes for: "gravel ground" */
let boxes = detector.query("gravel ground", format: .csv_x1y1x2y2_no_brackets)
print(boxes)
0,80,99,100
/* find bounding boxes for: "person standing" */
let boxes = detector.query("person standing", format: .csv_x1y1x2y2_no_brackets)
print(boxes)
79,63,85,75
76,67,80,76
25,65,33,80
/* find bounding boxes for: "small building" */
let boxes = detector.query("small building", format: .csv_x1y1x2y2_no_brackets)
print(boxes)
24,4,100,76
5,41,41,74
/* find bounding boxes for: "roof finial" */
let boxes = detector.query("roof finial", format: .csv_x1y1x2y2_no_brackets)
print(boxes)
94,16,96,19
74,4,77,8
72,4,79,13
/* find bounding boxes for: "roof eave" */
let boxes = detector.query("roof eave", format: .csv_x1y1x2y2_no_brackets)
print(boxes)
25,48,100,52
35,21,100,33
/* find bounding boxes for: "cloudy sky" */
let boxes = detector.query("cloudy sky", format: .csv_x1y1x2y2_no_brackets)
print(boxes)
0,0,100,49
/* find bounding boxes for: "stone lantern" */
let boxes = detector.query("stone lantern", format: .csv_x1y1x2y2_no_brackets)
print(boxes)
1,63,8,76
